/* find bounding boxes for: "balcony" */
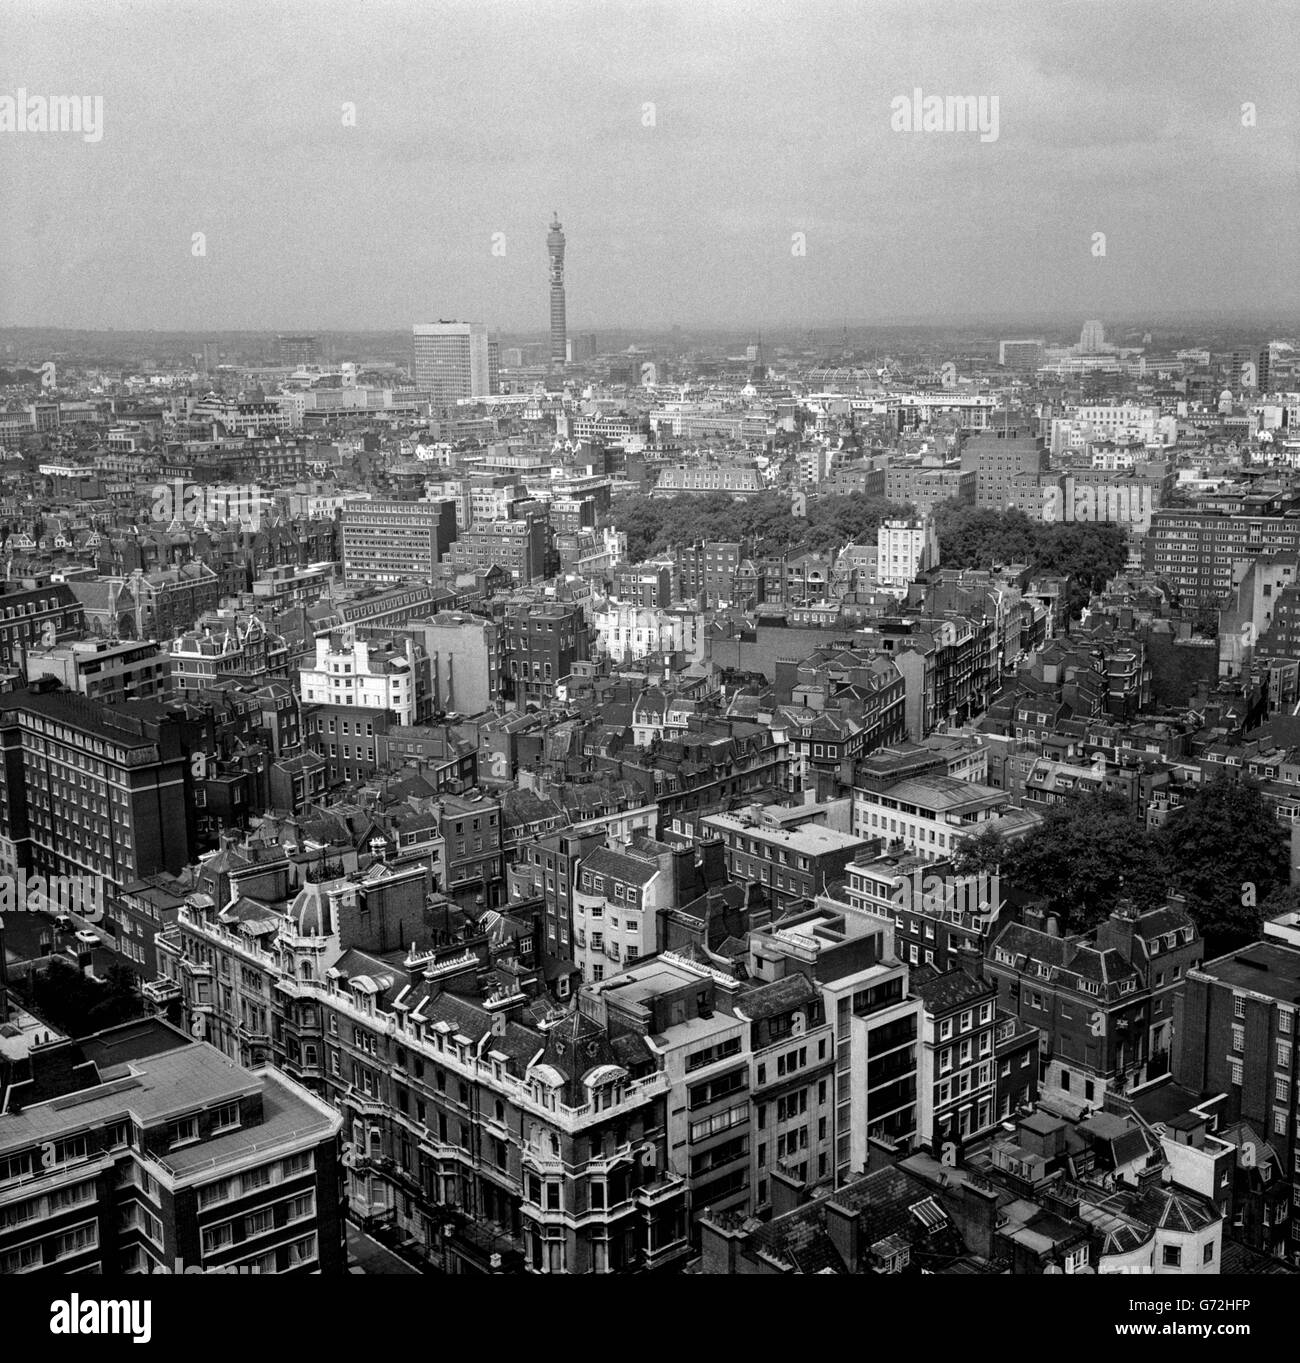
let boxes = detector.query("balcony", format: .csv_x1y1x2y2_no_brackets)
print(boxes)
142,978,181,1005
643,1229,691,1270
345,1086,386,1118
417,1135,474,1168
584,1142,633,1176
637,1172,687,1208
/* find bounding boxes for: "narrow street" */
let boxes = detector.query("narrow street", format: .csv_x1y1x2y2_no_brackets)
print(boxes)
346,1222,422,1275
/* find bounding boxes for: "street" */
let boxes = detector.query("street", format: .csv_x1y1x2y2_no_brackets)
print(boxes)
346,1223,422,1275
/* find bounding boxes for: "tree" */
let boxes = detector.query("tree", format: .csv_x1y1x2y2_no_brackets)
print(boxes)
951,825,1007,877
999,790,1166,933
1156,774,1290,953
932,505,1127,617
1260,881,1300,920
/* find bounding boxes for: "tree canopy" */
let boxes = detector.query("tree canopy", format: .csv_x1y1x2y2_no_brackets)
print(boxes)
1155,774,1290,953
995,790,1168,935
606,490,914,562
956,775,1292,954
608,494,1128,616
933,505,1129,617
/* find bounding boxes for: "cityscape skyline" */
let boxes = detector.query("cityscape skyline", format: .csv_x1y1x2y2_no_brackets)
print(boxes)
1,0,1296,333
3,0,1300,1311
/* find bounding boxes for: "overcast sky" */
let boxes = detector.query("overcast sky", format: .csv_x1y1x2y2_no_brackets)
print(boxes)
1,0,1296,333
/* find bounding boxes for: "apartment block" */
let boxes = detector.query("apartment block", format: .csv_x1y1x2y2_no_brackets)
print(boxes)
448,515,550,584
0,687,189,942
341,499,459,584
0,1018,343,1276
25,638,170,705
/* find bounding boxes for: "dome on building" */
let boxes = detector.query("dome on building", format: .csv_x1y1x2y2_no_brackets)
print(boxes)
288,880,335,938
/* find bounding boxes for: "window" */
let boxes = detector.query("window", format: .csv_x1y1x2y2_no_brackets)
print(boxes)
286,1191,315,1224
169,1116,200,1149
1203,1242,1214,1264
1162,1245,1181,1268
244,1209,274,1238
1232,1025,1245,1053
213,1102,240,1134
1234,995,1246,1019
202,1222,235,1256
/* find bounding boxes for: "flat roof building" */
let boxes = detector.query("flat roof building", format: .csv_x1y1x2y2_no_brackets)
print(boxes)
0,1017,343,1275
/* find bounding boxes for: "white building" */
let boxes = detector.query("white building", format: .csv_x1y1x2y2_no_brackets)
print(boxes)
298,632,419,725
593,602,700,663
876,517,939,594
572,844,671,983
851,774,1036,861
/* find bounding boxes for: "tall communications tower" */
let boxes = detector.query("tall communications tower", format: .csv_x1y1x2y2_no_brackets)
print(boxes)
547,212,567,370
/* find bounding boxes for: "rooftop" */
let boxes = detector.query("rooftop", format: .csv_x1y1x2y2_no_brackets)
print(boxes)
867,774,1006,813
1,1030,265,1154
705,809,869,856
1196,941,1300,1005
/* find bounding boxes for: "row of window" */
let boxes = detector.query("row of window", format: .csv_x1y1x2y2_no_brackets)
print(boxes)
0,1178,95,1231
200,1192,315,1255
195,1151,314,1209
0,1220,98,1273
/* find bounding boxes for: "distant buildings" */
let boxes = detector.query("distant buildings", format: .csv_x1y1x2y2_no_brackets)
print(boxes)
277,334,320,367
341,498,459,584
653,464,765,498
411,322,497,405
960,426,1050,510
999,338,1044,370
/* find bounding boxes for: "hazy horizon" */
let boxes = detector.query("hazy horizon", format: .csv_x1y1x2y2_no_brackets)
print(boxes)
2,0,1297,334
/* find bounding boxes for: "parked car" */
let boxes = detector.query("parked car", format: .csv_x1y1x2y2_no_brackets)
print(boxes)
74,929,101,947
53,913,73,932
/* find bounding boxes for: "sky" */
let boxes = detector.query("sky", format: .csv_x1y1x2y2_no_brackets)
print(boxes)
1,0,1297,333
